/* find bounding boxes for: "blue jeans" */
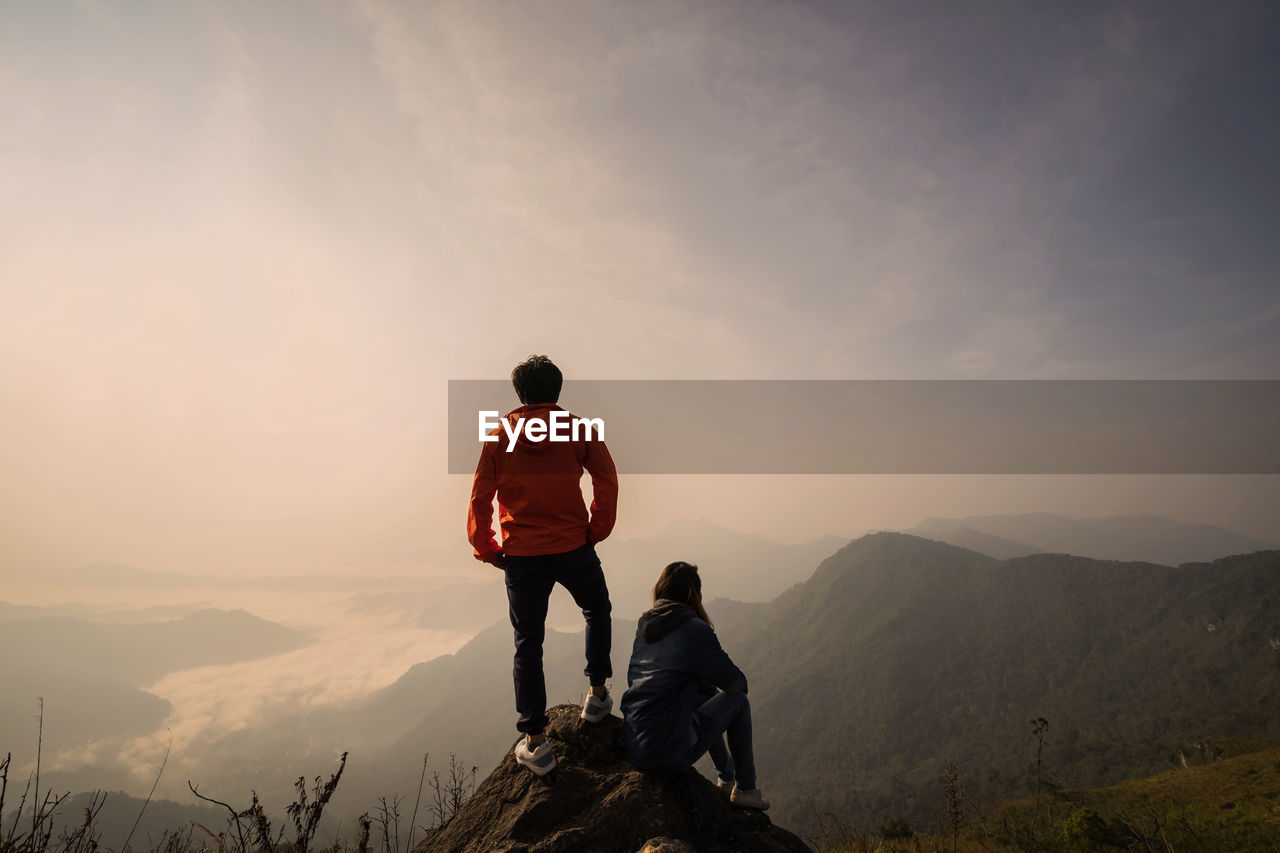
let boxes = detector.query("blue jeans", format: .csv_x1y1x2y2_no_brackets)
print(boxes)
504,541,612,735
685,691,756,791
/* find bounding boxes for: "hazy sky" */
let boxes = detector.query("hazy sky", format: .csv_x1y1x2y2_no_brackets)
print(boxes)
3,0,1278,578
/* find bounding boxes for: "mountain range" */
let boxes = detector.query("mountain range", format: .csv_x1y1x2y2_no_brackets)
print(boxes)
6,514,1277,846
0,609,307,749
333,530,1279,838
905,512,1275,564
723,532,1280,832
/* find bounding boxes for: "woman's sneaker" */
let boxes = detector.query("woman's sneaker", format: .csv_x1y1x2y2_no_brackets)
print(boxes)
580,691,613,723
730,786,770,811
715,779,733,799
514,736,557,776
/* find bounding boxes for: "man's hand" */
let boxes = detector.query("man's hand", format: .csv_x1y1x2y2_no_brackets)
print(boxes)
490,552,507,570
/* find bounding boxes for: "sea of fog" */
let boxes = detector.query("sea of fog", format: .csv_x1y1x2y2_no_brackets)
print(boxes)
2,575,486,801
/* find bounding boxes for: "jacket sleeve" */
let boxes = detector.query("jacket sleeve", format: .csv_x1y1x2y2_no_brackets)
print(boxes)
690,622,748,695
582,438,618,544
466,442,503,562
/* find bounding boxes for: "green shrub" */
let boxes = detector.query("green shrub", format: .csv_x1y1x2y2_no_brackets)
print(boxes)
1061,807,1111,850
878,816,913,839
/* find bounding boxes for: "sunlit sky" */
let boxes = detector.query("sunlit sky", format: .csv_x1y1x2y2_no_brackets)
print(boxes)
3,1,1278,579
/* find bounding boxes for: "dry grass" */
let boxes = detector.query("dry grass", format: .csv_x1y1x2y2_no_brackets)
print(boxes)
3,700,473,853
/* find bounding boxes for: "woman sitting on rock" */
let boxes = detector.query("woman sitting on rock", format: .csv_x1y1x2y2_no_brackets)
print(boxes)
620,561,769,810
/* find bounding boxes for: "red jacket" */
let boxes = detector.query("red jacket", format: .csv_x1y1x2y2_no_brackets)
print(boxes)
467,403,618,561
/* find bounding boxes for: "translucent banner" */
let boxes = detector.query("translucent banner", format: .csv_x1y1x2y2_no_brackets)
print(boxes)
448,380,1280,475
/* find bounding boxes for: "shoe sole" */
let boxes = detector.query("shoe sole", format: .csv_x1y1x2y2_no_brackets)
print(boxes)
730,799,769,811
516,742,557,777
517,753,557,776
580,698,613,723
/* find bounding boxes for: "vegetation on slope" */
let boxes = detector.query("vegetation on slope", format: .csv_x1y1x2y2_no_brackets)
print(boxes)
821,737,1280,852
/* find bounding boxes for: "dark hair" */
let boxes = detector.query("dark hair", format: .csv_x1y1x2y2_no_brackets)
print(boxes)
653,561,712,628
511,355,563,405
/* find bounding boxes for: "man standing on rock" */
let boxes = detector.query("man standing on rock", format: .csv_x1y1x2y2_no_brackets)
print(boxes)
468,354,619,775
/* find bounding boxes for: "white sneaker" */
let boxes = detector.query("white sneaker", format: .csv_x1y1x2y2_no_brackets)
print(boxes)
730,786,770,811
514,736,557,776
581,691,613,723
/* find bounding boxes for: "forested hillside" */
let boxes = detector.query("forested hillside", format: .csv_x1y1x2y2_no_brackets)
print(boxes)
721,533,1280,832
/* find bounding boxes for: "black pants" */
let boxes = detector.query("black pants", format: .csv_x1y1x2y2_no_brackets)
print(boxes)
504,541,612,735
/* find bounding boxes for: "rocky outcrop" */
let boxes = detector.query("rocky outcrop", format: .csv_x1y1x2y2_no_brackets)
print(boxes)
412,704,812,853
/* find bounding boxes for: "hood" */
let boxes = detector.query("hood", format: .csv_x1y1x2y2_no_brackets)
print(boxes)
636,599,697,643
502,403,562,452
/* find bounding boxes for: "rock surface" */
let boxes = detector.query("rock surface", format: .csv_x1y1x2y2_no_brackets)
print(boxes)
412,704,813,853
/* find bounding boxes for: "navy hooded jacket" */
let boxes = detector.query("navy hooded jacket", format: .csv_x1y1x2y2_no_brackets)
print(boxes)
620,600,748,770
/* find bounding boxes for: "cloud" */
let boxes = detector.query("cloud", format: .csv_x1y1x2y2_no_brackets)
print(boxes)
1,0,1276,576
38,585,471,795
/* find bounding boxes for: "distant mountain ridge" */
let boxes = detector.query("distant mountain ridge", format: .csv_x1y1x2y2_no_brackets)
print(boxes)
0,601,209,623
326,518,846,634
904,525,1040,560
544,517,846,629
0,791,227,852
906,512,1275,564
0,608,307,686
724,533,1280,833
0,608,307,749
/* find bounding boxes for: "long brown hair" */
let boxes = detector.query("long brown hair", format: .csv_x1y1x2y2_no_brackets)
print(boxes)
653,561,712,628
